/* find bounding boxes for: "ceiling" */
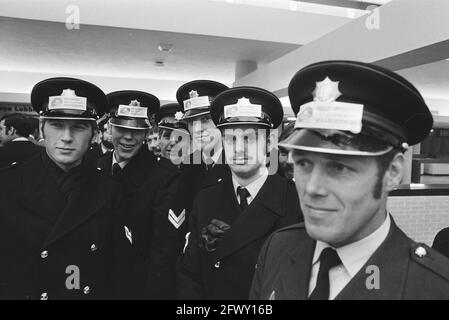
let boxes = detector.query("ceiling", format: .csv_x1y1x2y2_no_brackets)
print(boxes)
1,0,448,119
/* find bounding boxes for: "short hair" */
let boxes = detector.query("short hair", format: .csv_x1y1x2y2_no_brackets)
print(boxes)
2,114,33,137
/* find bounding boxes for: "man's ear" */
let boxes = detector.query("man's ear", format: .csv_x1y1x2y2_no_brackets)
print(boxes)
7,126,16,137
266,129,278,153
91,128,99,145
384,153,404,192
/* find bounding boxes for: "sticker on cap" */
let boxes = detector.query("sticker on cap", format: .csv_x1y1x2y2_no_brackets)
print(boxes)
48,89,87,111
295,77,363,134
184,96,210,111
224,97,262,119
117,104,148,118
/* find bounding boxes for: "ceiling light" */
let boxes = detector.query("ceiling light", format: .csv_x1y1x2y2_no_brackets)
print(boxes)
158,44,173,53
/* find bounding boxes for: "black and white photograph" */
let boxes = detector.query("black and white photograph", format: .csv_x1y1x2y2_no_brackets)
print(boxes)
1,0,449,304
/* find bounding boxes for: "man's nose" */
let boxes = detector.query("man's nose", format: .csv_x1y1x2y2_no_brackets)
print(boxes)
60,128,73,142
304,166,328,197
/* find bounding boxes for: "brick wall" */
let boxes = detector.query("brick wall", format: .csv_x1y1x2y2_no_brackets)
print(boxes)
388,195,449,246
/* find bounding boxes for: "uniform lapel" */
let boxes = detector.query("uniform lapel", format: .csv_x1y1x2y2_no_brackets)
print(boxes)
42,169,106,248
214,175,286,261
119,148,152,195
21,154,66,224
97,151,113,173
276,233,316,300
335,219,409,300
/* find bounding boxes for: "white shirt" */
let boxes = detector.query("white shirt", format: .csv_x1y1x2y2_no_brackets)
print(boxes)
231,168,268,206
308,213,391,300
112,151,130,169
12,137,29,142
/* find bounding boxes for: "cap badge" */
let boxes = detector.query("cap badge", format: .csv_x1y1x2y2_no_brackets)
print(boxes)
189,90,199,99
174,111,184,121
295,76,363,134
184,90,210,111
117,104,148,118
129,99,141,107
48,88,87,111
224,97,262,119
313,77,341,102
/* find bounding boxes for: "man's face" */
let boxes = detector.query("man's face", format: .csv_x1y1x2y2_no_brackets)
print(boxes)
111,125,147,162
160,129,190,165
43,119,94,171
187,114,221,155
223,125,268,179
292,150,388,248
0,119,14,146
278,147,294,179
147,133,161,155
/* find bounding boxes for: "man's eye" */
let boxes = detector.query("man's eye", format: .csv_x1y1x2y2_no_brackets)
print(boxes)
51,122,63,128
328,162,351,175
294,158,310,168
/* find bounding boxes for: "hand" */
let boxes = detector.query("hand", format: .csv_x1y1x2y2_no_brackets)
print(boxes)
200,219,231,252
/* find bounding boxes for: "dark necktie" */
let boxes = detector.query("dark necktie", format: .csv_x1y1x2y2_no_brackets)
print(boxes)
309,247,342,300
237,186,250,211
112,163,122,176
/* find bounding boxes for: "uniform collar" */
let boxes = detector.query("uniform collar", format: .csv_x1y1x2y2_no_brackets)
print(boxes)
312,213,391,278
231,167,269,201
112,151,130,169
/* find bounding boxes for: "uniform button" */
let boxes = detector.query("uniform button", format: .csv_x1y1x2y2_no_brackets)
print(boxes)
41,251,48,259
40,292,48,300
83,286,91,295
415,246,427,258
214,261,220,268
90,244,98,252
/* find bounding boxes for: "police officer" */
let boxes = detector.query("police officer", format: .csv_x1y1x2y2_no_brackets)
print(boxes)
177,86,302,300
0,77,134,299
157,102,190,165
0,113,42,168
97,90,185,299
250,61,449,300
85,116,113,163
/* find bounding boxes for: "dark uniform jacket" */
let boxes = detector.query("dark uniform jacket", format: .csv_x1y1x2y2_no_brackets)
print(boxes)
177,150,229,253
250,219,449,300
433,227,449,259
97,147,185,299
0,140,42,168
0,151,134,300
176,172,302,300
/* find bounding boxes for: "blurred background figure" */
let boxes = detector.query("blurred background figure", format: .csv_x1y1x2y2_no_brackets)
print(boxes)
147,126,161,156
157,102,190,165
277,121,295,180
85,116,114,163
0,113,42,168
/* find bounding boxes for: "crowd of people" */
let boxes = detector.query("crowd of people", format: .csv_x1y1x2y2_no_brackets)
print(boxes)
1,60,449,300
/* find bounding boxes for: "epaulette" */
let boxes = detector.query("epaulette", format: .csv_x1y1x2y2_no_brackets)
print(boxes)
410,242,449,282
0,161,22,173
274,222,306,234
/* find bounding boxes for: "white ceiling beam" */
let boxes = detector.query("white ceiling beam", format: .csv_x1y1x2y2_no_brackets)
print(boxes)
0,0,352,45
234,0,449,97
